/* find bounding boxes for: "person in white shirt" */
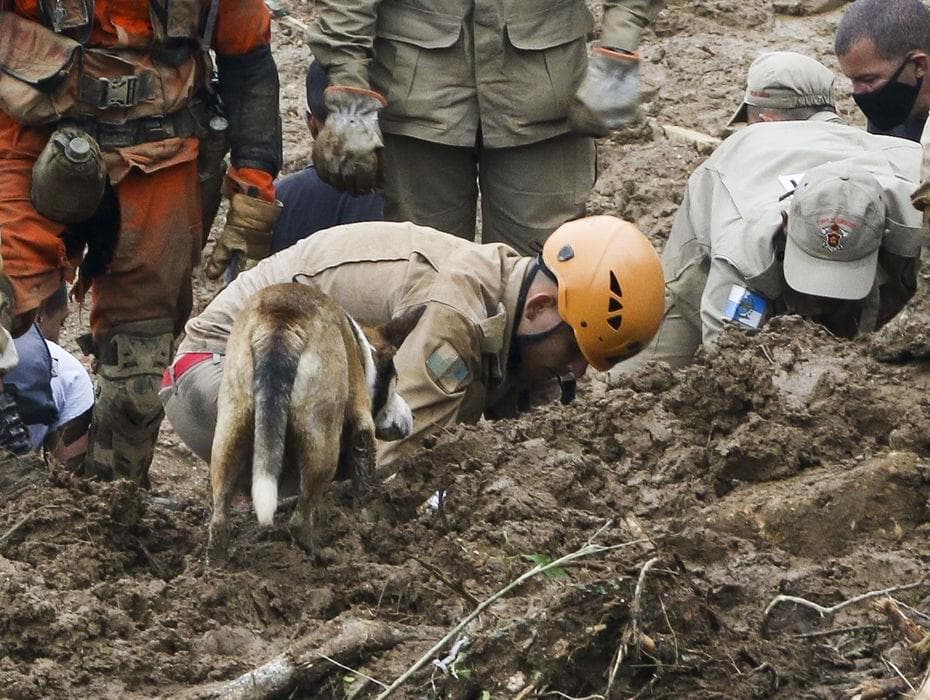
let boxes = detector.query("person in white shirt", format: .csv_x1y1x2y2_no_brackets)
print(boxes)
2,284,94,468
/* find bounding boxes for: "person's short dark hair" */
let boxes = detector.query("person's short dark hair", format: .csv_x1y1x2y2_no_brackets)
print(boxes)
835,0,930,60
305,60,331,121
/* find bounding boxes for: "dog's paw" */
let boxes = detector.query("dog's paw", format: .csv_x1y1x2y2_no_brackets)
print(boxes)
206,524,230,568
375,392,413,441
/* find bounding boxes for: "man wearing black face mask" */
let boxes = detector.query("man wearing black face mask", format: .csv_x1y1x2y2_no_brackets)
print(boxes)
609,53,924,380
835,0,930,142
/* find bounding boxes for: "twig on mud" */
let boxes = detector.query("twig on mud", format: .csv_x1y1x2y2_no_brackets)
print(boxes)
877,597,926,646
512,684,536,700
658,594,680,663
0,505,54,549
916,666,930,700
137,540,166,579
760,344,776,365
408,555,480,607
172,616,423,700
878,597,930,682
541,692,605,700
889,597,930,625
317,653,387,689
585,519,613,548
790,624,881,640
762,576,929,631
605,556,661,695
880,654,915,693
374,537,652,700
0,511,37,548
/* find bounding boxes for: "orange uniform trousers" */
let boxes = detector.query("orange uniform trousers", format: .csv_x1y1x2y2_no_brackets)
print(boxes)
0,113,201,340
1,0,274,340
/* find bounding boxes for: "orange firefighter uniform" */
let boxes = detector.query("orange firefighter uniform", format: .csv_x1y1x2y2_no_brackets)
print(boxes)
0,0,282,485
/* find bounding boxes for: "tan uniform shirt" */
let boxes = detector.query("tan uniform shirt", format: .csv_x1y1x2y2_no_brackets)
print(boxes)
179,221,533,463
664,115,923,343
308,0,664,148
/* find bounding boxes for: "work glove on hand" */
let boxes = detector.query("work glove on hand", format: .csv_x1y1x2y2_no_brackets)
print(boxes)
312,86,387,194
204,193,283,280
568,48,642,138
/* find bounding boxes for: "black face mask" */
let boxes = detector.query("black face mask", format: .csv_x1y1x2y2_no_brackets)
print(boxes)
853,56,923,131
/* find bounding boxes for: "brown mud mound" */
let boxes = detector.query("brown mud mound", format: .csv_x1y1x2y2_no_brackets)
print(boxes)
2,319,929,698
22,0,926,697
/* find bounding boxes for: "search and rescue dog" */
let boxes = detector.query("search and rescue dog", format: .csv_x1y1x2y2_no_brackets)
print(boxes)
207,282,424,562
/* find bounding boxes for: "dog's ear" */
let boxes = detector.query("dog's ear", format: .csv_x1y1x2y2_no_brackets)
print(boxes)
380,305,426,349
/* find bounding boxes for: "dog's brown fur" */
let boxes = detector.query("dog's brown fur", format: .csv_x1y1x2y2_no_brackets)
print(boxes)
207,282,423,562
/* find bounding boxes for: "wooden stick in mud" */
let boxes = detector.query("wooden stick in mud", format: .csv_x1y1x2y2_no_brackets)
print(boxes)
762,576,929,631
172,617,429,700
853,678,912,700
374,537,652,700
605,556,661,695
915,667,930,700
877,597,926,646
646,118,721,154
849,597,930,699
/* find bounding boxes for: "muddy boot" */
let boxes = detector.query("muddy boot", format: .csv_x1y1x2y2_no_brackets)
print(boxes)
86,320,175,488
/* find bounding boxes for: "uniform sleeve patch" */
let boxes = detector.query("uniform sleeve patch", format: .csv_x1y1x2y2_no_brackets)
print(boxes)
426,342,470,394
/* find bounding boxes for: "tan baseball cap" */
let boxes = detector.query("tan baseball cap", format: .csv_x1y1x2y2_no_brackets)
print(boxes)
728,51,836,126
783,162,886,301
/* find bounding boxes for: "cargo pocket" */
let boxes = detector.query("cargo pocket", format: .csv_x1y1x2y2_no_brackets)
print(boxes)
0,13,81,125
371,3,463,123
505,0,593,126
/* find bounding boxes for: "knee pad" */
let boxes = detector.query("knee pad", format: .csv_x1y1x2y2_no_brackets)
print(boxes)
88,322,175,487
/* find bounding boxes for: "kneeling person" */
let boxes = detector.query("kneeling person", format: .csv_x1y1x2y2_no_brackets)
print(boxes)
1,285,93,467
616,54,922,373
161,217,666,466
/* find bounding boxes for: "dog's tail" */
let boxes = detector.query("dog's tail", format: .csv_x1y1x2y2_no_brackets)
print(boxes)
251,328,301,526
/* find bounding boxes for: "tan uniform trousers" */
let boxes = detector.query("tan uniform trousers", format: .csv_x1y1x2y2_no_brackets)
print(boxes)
383,132,596,255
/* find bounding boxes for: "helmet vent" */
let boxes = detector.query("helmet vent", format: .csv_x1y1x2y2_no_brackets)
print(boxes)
607,270,623,332
609,270,622,297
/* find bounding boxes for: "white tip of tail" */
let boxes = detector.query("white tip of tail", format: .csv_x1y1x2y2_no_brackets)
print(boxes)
252,472,279,526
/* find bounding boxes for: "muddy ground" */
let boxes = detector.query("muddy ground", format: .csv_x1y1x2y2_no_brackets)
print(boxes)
2,1,930,698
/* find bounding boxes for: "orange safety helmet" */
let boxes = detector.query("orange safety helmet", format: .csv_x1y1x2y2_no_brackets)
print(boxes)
542,216,665,371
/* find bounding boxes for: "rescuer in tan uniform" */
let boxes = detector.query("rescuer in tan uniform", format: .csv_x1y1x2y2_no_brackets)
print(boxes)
613,52,923,376
307,0,665,255
161,217,666,465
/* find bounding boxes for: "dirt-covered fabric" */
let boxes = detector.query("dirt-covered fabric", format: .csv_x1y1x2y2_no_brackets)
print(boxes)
6,1,930,698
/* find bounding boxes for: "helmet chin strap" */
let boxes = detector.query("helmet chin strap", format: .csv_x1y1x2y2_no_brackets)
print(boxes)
515,319,571,344
515,256,567,343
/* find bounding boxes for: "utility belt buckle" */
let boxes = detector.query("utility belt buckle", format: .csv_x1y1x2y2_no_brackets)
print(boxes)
99,75,140,109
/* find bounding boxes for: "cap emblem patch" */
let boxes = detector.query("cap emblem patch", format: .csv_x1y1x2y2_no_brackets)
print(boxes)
818,218,854,252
